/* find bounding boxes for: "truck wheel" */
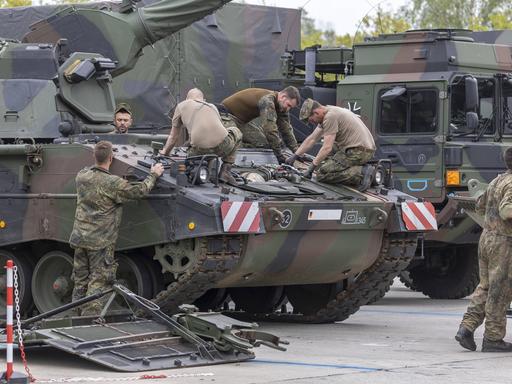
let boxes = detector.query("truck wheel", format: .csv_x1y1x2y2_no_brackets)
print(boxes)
409,246,479,299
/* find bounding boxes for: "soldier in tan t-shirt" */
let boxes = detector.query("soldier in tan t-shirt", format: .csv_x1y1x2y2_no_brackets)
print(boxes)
161,88,242,184
286,98,376,190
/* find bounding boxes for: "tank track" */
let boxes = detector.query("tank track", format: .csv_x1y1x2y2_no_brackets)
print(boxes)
232,232,418,324
152,235,243,314
152,232,417,324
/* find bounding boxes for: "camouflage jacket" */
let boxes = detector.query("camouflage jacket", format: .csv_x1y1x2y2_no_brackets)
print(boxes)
258,93,298,158
476,170,512,236
69,166,157,250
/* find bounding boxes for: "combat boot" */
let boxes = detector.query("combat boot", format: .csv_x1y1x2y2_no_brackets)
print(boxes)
219,162,236,184
482,338,512,352
455,325,476,351
357,164,376,191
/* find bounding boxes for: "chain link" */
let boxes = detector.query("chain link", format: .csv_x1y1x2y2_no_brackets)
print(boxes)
13,266,36,382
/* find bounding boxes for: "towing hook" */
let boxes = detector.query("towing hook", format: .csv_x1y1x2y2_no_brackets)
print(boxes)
269,207,285,225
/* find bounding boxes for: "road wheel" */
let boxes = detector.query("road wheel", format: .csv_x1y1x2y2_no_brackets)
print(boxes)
286,283,341,316
230,286,286,314
409,246,479,299
0,249,33,316
32,250,74,313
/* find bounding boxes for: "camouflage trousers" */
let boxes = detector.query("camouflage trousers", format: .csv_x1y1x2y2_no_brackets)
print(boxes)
188,126,242,164
460,230,512,341
71,245,118,316
316,147,375,185
237,117,269,148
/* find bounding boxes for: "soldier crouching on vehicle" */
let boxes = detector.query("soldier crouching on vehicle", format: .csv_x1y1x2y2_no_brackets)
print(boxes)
286,98,376,191
160,88,242,184
220,86,300,164
455,147,512,352
69,141,164,316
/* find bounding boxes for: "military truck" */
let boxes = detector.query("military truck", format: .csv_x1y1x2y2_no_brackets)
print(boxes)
254,29,512,299
0,0,434,323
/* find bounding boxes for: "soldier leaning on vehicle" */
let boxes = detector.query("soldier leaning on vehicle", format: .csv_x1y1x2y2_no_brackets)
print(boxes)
160,88,242,184
219,86,300,164
286,98,376,191
456,147,512,353
69,141,164,315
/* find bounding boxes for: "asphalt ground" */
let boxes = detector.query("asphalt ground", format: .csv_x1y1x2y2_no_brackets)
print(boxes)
3,280,512,384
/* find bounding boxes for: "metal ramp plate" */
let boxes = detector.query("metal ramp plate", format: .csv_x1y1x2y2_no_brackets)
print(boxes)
34,320,254,372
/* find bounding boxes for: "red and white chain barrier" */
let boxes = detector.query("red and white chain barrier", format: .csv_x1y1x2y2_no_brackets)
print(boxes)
5,259,14,380
3,259,32,383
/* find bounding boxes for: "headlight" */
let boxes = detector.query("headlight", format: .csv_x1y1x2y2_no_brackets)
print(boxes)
198,166,209,183
375,169,384,185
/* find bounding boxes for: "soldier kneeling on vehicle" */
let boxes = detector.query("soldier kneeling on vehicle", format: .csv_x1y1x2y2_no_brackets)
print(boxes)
160,88,242,184
285,98,376,191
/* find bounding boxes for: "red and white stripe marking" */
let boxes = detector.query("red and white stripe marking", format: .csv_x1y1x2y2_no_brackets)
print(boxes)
221,201,260,233
5,259,14,380
401,201,437,231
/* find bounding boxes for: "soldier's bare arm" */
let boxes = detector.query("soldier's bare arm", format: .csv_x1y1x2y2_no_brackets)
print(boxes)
161,107,183,155
312,133,335,166
295,127,323,156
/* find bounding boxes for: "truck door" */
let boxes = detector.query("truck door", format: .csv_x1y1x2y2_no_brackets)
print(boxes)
373,82,446,202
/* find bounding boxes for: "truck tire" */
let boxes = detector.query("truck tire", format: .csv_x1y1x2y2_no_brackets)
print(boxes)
408,246,479,299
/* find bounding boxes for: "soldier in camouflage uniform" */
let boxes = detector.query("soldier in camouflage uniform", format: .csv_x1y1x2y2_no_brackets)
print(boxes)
286,98,376,190
161,88,242,184
220,86,300,164
69,141,164,316
456,147,512,352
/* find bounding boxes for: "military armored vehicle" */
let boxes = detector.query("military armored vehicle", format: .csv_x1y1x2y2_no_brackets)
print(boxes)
253,29,512,299
0,0,434,324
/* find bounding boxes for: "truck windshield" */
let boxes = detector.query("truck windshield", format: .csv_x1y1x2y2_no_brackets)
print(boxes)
379,89,437,134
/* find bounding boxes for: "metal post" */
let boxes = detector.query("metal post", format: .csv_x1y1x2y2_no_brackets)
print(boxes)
5,259,14,380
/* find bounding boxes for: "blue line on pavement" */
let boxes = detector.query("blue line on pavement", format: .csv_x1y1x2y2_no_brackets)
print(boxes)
251,359,381,372
360,308,462,317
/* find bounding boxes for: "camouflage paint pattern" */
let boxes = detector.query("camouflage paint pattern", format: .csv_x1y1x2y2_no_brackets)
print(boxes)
0,137,420,289
0,1,300,130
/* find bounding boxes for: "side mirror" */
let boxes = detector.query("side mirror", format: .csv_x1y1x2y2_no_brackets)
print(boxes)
466,111,479,132
381,86,406,101
465,76,478,112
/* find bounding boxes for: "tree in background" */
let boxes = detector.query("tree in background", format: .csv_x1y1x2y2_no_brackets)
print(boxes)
301,0,512,48
407,0,512,31
0,0,30,7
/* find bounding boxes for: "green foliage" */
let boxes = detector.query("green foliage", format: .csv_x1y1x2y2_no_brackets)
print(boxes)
300,0,512,49
407,0,512,30
0,0,30,7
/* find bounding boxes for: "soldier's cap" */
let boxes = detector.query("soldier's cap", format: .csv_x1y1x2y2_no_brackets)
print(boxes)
115,103,132,116
299,98,315,122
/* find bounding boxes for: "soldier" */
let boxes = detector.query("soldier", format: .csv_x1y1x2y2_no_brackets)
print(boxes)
113,103,133,134
160,88,242,184
69,141,164,315
455,147,512,352
220,86,300,164
285,98,376,190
